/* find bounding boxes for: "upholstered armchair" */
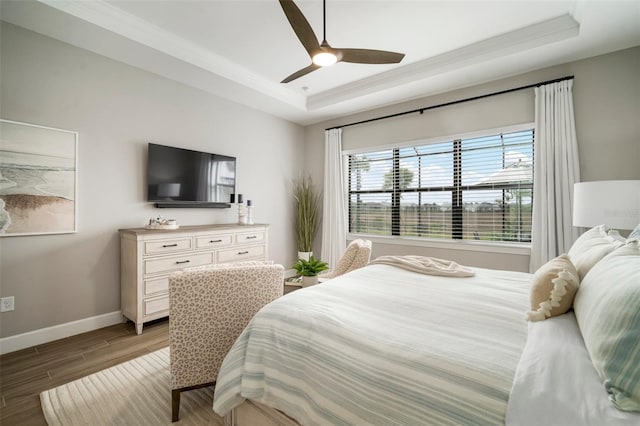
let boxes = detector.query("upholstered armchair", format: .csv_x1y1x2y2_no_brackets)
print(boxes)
169,262,284,422
320,239,372,281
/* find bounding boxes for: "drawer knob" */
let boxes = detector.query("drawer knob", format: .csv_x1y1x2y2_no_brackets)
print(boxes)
175,260,191,264
210,239,222,243
162,243,178,248
238,251,249,255
246,236,257,239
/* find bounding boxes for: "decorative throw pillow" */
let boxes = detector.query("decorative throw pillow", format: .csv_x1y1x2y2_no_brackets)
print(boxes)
526,254,579,322
573,240,640,412
568,224,624,280
627,224,640,242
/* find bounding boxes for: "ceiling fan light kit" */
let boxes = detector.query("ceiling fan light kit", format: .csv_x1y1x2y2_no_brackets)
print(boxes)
279,0,405,83
312,51,337,66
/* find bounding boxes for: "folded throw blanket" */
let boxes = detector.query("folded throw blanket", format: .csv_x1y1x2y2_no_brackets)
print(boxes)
369,255,475,277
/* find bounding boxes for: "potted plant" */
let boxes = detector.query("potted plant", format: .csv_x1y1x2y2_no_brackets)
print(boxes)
292,256,329,287
293,176,321,260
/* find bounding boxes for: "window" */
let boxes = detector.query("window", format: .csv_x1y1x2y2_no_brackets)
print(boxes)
347,128,534,243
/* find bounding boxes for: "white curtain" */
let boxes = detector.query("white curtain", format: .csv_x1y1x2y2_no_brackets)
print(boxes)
529,80,580,272
321,128,347,271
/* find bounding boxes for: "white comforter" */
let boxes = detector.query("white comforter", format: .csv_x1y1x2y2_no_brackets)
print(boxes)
213,263,531,425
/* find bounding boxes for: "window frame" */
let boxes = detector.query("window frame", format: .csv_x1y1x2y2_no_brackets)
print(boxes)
343,123,534,252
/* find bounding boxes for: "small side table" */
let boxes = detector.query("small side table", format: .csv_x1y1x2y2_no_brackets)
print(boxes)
284,277,302,294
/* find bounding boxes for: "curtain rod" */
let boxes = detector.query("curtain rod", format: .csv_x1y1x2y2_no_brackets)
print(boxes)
326,75,574,131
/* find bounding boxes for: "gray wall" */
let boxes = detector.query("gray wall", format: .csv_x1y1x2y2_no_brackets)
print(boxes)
0,22,304,338
304,46,640,272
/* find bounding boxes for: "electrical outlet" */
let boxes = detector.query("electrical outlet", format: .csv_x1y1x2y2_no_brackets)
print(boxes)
1,296,15,312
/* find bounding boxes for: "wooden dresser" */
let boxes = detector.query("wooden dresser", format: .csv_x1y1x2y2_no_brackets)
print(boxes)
119,224,269,334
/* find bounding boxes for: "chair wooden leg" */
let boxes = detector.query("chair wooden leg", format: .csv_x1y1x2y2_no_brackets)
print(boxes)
171,382,214,422
172,389,181,422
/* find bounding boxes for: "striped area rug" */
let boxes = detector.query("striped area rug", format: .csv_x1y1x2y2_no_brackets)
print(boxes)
40,347,224,425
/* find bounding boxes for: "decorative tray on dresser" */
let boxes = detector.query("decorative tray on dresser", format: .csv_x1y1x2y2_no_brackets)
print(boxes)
119,223,269,334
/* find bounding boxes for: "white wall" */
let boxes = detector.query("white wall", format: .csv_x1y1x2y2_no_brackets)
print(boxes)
0,22,305,339
304,47,640,272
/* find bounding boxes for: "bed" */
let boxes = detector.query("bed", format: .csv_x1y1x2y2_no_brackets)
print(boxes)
213,225,640,425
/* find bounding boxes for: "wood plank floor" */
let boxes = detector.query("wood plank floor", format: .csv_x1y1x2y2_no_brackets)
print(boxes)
0,318,169,425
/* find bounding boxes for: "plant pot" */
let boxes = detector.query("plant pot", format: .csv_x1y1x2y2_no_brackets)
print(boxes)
301,275,318,287
298,251,312,261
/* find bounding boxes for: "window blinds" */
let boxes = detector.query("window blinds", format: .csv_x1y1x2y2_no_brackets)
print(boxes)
347,129,534,243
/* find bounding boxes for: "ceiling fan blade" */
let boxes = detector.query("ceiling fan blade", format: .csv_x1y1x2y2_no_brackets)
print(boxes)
279,0,321,57
281,63,321,83
338,48,405,64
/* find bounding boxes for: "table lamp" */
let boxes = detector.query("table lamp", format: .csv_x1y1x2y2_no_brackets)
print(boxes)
573,180,640,232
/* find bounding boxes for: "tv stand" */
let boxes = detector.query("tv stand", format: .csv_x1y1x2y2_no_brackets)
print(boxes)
154,202,230,208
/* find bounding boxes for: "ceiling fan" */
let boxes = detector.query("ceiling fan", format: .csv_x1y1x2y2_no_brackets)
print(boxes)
278,0,405,83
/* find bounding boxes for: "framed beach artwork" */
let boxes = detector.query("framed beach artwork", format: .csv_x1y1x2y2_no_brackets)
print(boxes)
0,119,78,236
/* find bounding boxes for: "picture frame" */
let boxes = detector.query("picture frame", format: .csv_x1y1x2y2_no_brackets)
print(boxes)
0,119,78,237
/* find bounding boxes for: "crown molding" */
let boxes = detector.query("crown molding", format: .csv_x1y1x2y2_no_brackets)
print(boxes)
32,2,579,116
306,14,579,110
38,0,305,110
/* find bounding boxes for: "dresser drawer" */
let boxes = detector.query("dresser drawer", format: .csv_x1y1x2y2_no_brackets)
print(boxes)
144,238,192,255
217,245,265,263
144,295,169,316
144,276,169,296
196,234,233,249
236,231,265,244
144,252,213,275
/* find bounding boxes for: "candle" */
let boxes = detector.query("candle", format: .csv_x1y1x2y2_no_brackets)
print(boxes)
237,194,243,204
230,193,235,203
247,200,252,206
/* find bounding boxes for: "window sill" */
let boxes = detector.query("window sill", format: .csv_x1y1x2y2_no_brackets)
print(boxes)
348,233,531,256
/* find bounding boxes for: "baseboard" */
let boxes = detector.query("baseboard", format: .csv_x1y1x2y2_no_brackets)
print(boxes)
0,311,124,355
2,271,298,355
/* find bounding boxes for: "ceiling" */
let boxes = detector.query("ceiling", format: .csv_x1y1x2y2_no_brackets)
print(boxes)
2,1,639,125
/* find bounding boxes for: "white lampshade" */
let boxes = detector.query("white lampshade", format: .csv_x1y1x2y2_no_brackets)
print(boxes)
573,180,640,230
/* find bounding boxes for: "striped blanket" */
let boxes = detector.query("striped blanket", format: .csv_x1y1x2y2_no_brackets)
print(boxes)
213,263,531,425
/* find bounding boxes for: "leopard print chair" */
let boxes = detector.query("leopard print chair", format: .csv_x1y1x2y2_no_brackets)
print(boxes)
319,239,372,281
169,261,284,422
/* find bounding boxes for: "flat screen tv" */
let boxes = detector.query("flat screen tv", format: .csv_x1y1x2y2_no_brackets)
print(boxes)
147,143,235,207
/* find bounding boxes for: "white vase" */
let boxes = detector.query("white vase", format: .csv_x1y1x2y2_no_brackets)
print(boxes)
297,251,312,261
302,275,318,287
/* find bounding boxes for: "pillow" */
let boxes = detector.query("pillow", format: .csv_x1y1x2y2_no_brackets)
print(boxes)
573,240,640,411
627,224,640,242
526,254,579,322
568,224,624,280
